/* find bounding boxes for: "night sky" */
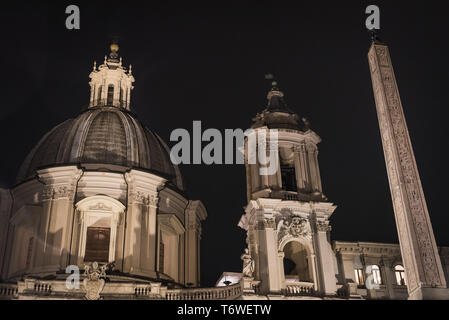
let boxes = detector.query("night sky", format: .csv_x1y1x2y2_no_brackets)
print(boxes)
1,1,448,287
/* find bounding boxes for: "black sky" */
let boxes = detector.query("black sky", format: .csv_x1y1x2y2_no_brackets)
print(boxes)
0,1,448,287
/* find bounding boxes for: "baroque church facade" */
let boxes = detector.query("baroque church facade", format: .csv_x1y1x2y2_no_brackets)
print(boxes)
0,43,448,300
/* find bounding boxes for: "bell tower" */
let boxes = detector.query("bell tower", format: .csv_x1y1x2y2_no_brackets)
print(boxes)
88,42,135,110
238,81,338,296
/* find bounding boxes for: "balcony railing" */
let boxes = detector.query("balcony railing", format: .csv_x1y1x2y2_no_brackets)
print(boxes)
282,281,315,296
166,283,242,300
0,283,18,299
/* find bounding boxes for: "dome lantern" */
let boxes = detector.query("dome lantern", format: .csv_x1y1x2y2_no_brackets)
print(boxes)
88,43,135,110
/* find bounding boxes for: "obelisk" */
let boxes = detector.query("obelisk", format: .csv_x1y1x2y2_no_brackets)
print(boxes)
368,39,449,299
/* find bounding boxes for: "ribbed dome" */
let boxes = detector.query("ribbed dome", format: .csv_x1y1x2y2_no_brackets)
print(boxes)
16,107,183,190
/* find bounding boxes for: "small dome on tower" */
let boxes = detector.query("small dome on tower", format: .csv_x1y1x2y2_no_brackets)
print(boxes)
251,79,307,131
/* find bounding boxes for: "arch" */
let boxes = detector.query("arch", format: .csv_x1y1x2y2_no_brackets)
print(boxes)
394,264,407,286
76,195,125,213
280,238,314,283
366,264,383,285
279,236,313,255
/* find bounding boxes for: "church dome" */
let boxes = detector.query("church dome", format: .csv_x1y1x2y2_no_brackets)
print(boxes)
16,106,183,190
16,44,183,190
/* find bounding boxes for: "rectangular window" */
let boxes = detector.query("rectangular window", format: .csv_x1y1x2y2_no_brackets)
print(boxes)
84,227,110,263
281,166,297,192
354,268,365,286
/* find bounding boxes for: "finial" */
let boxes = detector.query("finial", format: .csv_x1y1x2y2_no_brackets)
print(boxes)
104,55,107,64
110,42,119,53
93,61,96,71
129,64,132,75
265,73,284,101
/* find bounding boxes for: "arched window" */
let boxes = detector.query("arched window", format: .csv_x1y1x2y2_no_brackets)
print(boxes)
280,151,297,192
107,85,114,105
394,265,407,286
368,265,383,285
283,241,311,282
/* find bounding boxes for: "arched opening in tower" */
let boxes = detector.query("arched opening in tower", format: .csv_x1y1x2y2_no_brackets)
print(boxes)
283,241,311,282
107,85,114,105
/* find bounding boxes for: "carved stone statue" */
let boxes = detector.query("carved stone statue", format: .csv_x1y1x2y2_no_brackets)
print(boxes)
83,261,114,300
241,248,255,278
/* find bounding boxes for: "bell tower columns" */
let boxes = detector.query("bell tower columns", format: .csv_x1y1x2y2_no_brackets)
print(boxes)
238,84,338,297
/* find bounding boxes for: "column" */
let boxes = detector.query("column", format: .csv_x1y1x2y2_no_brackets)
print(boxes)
315,221,337,295
256,217,282,294
368,41,448,299
294,146,305,190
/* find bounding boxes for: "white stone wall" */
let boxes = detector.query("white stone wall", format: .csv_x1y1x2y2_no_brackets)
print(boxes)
1,166,206,288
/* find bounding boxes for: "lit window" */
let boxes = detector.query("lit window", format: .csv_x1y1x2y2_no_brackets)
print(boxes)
369,265,383,285
394,265,407,286
354,268,365,286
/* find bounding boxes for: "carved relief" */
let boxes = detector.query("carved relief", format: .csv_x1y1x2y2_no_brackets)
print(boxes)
369,45,443,290
83,261,114,300
132,191,158,207
316,221,332,233
87,202,112,211
276,213,311,245
42,185,74,200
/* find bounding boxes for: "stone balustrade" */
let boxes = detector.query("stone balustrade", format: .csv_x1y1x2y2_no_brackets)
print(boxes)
283,281,315,296
0,283,18,299
1,279,243,300
166,283,242,300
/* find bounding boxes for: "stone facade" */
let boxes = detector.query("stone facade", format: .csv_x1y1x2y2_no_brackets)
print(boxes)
0,45,207,300
0,41,447,301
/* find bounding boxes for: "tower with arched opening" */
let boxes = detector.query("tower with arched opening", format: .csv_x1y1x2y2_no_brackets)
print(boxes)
238,82,338,296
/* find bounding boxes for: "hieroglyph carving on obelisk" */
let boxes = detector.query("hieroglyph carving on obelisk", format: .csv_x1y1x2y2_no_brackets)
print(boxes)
368,42,447,297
